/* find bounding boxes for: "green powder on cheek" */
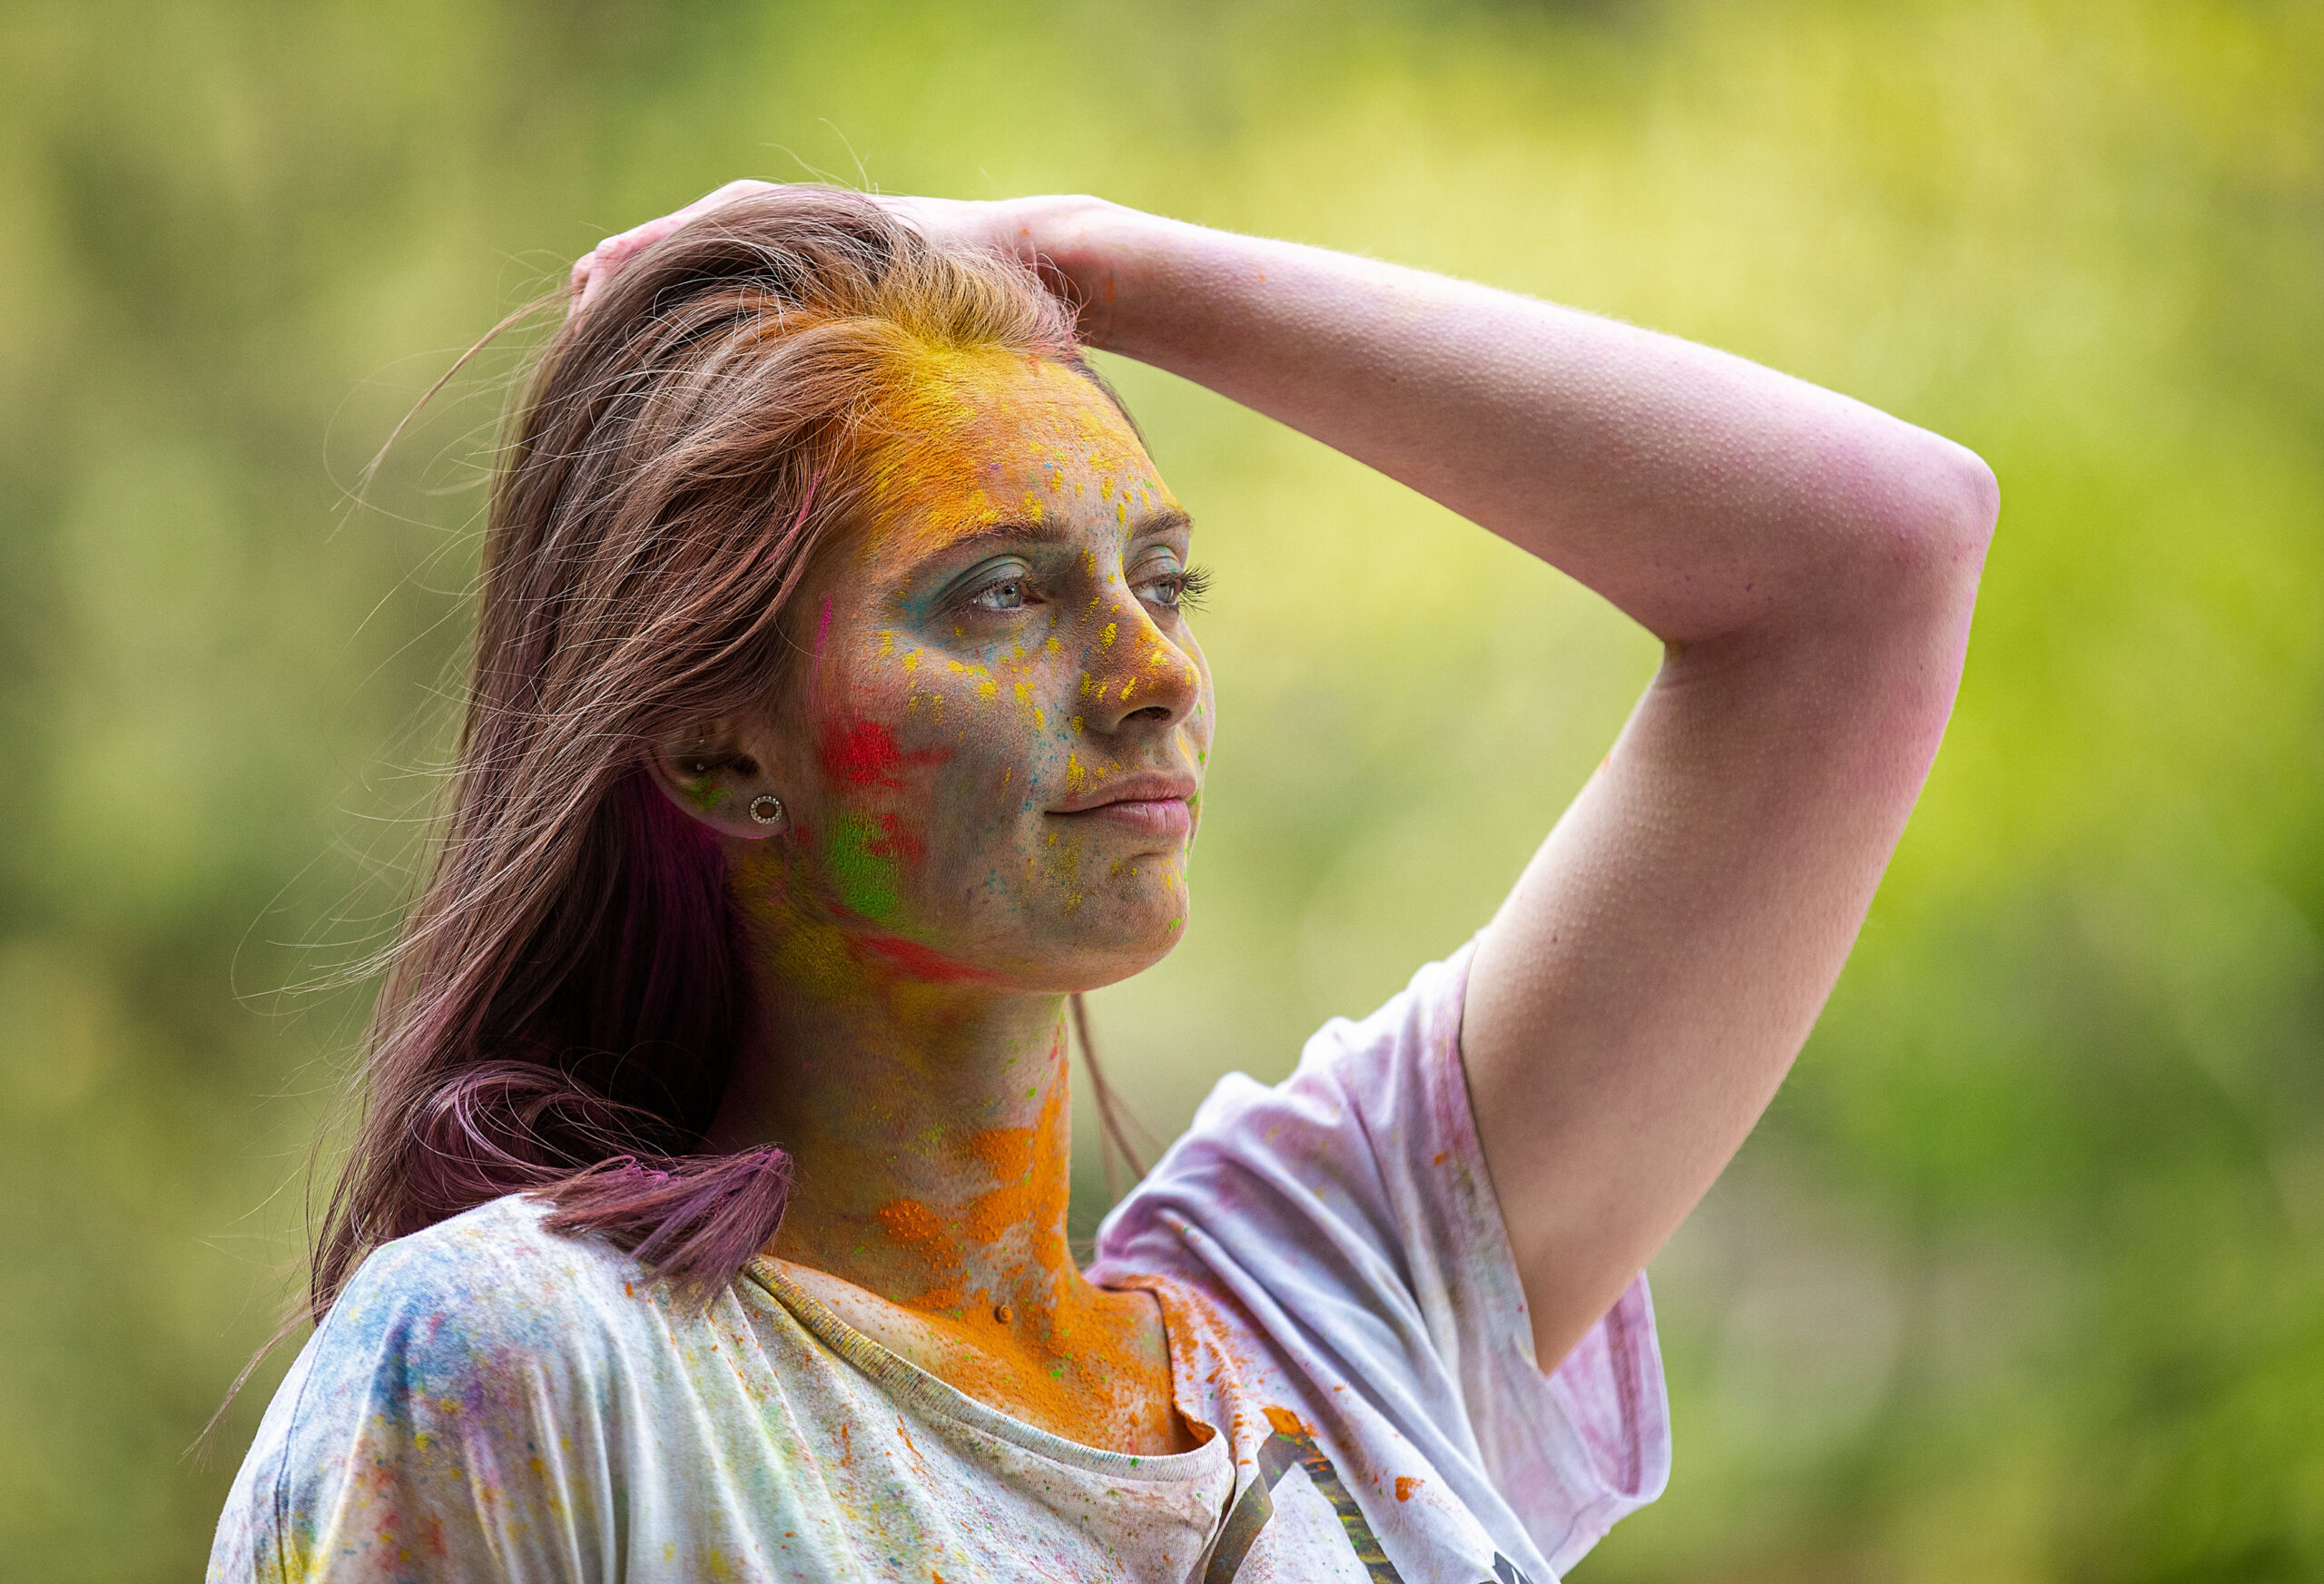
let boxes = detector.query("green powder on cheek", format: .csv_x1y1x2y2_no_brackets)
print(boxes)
823,812,901,921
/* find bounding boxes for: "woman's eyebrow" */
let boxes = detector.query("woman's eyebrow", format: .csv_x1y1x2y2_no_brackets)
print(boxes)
926,517,1077,556
906,506,1193,579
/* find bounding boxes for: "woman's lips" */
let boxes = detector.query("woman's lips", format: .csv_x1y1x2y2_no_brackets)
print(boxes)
1049,796,1193,840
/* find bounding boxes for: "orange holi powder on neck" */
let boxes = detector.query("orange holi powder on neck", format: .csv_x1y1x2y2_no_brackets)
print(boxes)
965,1126,1034,1180
838,1043,1182,1447
874,1196,967,1310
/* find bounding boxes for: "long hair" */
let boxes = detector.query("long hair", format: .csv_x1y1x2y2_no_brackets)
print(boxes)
310,189,1101,1316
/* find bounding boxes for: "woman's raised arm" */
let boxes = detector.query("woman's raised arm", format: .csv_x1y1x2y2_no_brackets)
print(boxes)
582,189,1999,1371
1010,194,1994,1371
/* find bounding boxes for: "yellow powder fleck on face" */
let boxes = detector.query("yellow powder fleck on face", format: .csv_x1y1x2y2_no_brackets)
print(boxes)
1066,753,1086,793
1116,500,1128,525
1044,635,1060,654
1021,492,1044,521
1034,708,1046,728
903,652,921,673
1120,678,1137,703
976,678,998,700
1101,623,1118,649
1014,681,1031,703
1069,715,1083,733
1079,673,1098,699
1100,477,1113,501
878,630,894,655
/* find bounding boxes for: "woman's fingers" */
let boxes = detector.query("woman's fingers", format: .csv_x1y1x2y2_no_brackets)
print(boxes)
567,181,781,315
565,184,1075,321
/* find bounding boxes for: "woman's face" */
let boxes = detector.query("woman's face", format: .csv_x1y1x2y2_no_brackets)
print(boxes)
727,349,1213,996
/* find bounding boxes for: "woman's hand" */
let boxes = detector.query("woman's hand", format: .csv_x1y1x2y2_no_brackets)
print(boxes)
568,182,1108,324
568,181,775,313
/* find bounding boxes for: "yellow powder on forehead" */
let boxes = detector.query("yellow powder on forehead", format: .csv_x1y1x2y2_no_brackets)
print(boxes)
852,342,1154,566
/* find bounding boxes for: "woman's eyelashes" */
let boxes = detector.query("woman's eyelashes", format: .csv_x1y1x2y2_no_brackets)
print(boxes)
968,571,1032,612
1138,562,1212,613
942,557,1039,617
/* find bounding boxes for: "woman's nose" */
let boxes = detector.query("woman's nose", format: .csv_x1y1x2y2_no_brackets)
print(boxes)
1075,594,1200,736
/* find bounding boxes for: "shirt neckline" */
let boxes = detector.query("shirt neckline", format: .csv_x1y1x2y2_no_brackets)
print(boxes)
742,1256,1233,1486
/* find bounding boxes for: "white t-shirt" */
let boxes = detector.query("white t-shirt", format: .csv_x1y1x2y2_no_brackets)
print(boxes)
211,942,1668,1583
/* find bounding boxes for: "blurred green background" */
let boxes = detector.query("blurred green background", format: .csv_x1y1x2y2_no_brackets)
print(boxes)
4,0,2320,1578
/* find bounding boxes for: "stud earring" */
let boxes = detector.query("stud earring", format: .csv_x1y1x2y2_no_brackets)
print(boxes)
748,793,785,828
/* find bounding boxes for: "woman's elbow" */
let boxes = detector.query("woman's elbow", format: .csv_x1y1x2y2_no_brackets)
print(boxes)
1835,431,1999,626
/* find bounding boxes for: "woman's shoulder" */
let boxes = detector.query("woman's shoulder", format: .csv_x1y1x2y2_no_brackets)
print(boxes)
212,1200,686,1581
315,1193,662,1383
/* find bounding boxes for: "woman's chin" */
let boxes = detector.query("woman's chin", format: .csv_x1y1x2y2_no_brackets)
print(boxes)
1040,890,1192,991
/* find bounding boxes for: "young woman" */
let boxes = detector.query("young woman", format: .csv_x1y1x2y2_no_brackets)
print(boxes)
211,184,1994,1583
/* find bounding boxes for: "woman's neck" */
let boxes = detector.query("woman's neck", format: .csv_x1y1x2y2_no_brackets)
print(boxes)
709,942,1199,1456
707,953,1084,1326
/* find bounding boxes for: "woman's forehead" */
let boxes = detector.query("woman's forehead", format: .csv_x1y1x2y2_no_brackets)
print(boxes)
876,345,1149,478
853,346,1173,566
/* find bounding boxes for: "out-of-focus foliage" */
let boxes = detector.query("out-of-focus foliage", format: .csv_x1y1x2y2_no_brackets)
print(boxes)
2,0,2318,1577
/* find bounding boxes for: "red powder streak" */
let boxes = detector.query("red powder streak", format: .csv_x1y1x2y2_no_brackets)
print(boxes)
869,812,924,866
857,931,1001,985
821,720,904,787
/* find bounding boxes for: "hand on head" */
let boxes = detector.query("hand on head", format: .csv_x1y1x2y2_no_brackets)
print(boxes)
567,182,1075,318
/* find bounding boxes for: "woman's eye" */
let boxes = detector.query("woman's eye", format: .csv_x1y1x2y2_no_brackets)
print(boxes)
970,576,1029,612
1137,573,1186,607
1136,563,1210,612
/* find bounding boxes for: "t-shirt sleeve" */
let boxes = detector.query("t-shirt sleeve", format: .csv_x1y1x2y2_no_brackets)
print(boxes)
1092,938,1670,1574
208,1207,627,1584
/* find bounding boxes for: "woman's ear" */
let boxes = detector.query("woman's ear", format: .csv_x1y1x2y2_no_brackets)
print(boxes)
644,720,789,839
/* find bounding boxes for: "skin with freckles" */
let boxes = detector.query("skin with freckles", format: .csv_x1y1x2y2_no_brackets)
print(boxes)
649,348,1212,1456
